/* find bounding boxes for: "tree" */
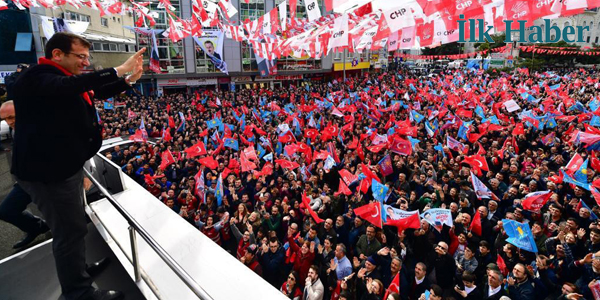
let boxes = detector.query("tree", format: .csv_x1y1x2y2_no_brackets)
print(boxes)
420,42,463,56
475,33,506,57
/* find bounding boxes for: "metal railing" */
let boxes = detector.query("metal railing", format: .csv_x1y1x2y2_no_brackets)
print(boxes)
82,168,212,300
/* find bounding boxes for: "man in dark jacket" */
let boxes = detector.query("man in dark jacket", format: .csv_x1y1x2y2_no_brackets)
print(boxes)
12,32,145,300
507,263,535,300
426,241,456,296
259,237,286,288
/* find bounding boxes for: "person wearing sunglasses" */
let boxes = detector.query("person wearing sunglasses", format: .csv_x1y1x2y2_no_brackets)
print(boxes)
280,270,302,300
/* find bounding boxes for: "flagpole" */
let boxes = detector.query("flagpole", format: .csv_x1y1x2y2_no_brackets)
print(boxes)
343,48,347,82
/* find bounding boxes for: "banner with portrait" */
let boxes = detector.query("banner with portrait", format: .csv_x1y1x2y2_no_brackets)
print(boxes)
383,205,419,222
193,30,228,74
420,208,453,232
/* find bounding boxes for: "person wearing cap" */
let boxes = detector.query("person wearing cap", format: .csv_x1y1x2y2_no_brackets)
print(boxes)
242,244,263,276
356,256,382,299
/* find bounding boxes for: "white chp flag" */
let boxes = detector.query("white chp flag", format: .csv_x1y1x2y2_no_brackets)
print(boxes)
278,0,287,31
384,5,416,32
328,13,349,49
399,26,415,49
262,13,272,35
470,171,492,199
304,0,321,22
218,0,238,19
388,30,400,51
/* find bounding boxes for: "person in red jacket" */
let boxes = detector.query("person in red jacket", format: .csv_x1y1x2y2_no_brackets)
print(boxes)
288,229,316,286
280,270,303,300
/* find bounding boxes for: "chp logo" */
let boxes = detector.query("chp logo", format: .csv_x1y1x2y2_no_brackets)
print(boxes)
389,8,408,19
422,28,432,40
535,0,552,8
511,2,528,19
402,37,412,43
437,29,456,36
307,1,316,10
456,0,473,10
332,30,345,38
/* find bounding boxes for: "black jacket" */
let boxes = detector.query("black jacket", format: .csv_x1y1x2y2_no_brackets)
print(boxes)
12,63,130,182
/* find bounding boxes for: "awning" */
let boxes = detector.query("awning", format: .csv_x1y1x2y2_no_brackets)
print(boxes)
82,33,136,45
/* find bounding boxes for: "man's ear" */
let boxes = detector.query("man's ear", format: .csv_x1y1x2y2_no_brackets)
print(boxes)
51,49,64,61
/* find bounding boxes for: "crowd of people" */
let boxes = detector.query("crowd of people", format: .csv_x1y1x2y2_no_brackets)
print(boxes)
97,65,600,300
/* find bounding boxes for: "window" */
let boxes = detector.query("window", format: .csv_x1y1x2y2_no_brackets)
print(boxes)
588,36,591,43
596,36,599,44
65,11,90,22
109,43,117,51
92,42,102,51
101,18,108,27
102,43,110,51
119,44,126,52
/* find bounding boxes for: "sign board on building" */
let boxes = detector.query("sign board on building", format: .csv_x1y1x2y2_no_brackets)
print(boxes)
489,59,505,68
333,62,370,71
158,78,188,87
187,78,218,86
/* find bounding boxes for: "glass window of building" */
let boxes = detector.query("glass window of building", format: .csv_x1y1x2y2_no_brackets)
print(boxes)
101,18,108,27
136,0,185,74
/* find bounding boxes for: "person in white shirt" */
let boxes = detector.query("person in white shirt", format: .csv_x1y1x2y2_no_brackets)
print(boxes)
304,265,324,300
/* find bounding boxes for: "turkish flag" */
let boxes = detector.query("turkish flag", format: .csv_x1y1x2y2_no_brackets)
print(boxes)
159,150,176,171
348,137,359,149
198,156,219,170
354,202,383,228
302,192,324,223
305,128,319,140
390,138,412,156
469,211,482,236
463,155,489,174
322,124,339,141
522,191,552,212
385,213,421,234
240,151,257,172
383,272,400,300
314,150,330,160
275,159,300,170
396,126,418,137
565,153,584,176
278,131,296,144
513,123,525,136
169,116,176,128
357,145,365,161
335,179,353,196
184,141,207,158
367,143,387,153
339,169,358,186
497,254,508,276
361,164,381,183
591,152,600,172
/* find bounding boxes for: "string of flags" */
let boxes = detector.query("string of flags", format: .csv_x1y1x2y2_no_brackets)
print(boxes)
4,0,600,59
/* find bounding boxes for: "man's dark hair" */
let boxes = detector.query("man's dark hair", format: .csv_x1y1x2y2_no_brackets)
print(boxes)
462,271,476,283
309,264,319,274
269,237,279,244
44,32,91,59
204,40,214,46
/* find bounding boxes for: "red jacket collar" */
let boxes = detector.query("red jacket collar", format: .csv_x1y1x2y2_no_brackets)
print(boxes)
38,57,73,76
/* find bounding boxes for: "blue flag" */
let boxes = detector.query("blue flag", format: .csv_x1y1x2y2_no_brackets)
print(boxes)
561,170,592,191
207,118,222,129
177,112,185,132
103,101,114,110
502,219,538,253
257,144,266,159
410,110,425,123
215,174,223,206
574,158,590,183
224,138,239,151
371,179,388,221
